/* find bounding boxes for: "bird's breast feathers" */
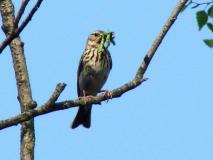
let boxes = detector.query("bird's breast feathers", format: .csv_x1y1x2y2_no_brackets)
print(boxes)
83,48,111,73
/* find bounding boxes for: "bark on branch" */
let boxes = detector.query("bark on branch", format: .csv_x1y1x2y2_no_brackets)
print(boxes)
0,0,43,160
0,0,188,130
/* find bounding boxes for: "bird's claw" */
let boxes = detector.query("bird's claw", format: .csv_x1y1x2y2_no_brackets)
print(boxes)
102,90,112,103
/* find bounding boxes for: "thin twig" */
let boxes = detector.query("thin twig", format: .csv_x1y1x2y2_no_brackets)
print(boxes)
136,0,186,79
17,0,43,37
0,0,188,130
44,83,67,107
191,1,212,6
14,0,30,27
0,0,43,54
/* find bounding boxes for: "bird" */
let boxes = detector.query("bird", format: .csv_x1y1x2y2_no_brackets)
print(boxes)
71,30,115,129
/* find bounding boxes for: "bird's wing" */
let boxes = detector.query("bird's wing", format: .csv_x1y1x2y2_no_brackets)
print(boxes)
106,48,112,70
77,53,84,97
109,51,112,70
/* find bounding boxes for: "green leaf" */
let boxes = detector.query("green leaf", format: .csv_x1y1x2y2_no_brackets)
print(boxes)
208,5,213,18
196,11,208,30
207,23,213,32
203,39,213,48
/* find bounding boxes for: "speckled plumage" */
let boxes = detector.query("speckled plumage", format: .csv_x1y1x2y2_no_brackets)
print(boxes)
71,31,113,129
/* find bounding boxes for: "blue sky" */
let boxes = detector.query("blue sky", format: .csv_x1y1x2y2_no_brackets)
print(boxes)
0,0,213,160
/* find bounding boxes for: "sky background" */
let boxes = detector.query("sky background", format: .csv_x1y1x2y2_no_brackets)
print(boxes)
0,0,213,160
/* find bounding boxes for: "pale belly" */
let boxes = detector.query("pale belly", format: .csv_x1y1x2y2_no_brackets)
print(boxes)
78,62,110,96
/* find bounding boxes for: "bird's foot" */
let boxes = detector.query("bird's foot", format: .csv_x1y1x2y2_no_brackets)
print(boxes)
101,90,112,103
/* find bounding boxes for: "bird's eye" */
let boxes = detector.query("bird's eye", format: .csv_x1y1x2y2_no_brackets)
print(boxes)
93,33,99,37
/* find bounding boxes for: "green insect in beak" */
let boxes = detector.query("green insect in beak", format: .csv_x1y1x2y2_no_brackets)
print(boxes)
98,32,115,53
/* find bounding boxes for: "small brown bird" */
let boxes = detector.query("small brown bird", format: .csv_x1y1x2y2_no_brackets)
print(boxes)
71,30,115,129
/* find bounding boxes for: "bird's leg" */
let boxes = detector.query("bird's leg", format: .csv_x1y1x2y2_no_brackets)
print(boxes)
78,90,87,104
79,90,97,105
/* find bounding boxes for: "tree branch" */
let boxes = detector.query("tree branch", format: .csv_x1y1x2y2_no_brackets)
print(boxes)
14,0,30,27
0,0,44,160
0,78,147,130
0,0,188,130
0,0,43,54
136,0,187,79
0,83,66,129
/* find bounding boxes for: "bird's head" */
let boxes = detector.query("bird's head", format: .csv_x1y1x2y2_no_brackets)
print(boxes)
87,30,115,49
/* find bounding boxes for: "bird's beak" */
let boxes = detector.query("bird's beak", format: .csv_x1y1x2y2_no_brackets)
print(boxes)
110,32,116,45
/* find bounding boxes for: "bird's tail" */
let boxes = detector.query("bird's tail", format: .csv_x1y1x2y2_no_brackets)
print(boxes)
71,105,92,129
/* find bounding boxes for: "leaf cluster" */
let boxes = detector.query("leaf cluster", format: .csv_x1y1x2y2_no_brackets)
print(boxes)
183,0,213,48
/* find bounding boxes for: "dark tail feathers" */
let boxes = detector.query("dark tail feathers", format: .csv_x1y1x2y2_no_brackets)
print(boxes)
71,105,92,129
